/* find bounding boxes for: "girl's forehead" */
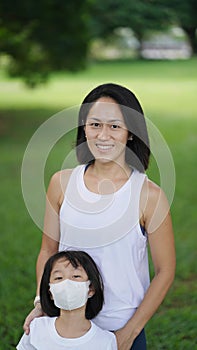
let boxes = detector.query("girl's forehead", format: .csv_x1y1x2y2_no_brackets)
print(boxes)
52,257,83,271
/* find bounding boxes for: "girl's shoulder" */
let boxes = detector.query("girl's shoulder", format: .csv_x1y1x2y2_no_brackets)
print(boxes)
31,316,55,329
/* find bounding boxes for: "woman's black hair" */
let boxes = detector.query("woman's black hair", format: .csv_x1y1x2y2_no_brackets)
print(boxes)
76,83,150,172
40,250,104,319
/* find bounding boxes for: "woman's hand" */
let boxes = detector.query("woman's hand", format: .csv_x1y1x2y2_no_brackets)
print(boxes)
114,328,134,350
23,303,44,335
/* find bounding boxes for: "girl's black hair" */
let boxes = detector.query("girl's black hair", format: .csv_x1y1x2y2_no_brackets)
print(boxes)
76,83,150,172
40,250,104,319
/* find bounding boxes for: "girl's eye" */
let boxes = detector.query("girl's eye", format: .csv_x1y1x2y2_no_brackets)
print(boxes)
54,276,63,281
73,275,81,278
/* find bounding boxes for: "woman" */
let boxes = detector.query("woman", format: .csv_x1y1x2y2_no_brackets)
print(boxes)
24,83,176,349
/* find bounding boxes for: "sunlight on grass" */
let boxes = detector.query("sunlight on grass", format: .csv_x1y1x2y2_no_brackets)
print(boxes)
0,59,196,115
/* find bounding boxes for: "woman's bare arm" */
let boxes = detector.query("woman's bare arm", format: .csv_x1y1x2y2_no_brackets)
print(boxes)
115,180,176,350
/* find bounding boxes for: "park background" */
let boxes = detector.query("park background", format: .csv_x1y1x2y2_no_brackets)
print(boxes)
0,1,196,349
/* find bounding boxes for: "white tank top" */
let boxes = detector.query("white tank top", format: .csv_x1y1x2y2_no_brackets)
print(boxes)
59,165,150,331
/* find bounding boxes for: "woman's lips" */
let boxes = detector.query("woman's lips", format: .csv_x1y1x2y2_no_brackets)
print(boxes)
96,144,114,151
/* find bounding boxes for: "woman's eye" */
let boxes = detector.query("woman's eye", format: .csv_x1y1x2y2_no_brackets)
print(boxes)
73,275,81,278
86,122,101,128
54,276,63,280
111,124,120,129
92,123,100,127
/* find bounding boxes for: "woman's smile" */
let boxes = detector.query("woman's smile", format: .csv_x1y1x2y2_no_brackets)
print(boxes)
95,143,115,152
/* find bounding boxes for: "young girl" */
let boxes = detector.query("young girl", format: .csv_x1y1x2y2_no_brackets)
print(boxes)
17,250,117,349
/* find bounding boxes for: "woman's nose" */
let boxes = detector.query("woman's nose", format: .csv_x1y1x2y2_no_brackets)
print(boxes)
98,124,110,140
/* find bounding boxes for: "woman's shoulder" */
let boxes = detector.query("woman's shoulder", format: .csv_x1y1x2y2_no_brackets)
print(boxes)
49,168,74,192
46,169,74,208
143,178,169,205
50,164,86,192
51,168,74,184
140,178,170,233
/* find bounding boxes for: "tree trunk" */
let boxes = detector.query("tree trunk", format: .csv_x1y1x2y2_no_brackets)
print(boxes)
182,26,197,56
134,32,144,59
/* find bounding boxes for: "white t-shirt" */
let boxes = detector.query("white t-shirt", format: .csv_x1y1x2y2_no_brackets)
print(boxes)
16,317,117,350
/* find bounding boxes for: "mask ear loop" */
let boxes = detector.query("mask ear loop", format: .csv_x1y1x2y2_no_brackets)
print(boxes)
48,284,54,300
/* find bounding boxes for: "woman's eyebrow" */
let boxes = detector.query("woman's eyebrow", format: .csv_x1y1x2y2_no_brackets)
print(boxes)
87,117,124,123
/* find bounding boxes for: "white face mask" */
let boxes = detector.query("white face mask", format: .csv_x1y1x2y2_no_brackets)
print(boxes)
49,279,91,311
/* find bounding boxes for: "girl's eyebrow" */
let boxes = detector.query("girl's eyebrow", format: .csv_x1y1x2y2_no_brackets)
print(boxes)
51,264,83,275
51,269,62,275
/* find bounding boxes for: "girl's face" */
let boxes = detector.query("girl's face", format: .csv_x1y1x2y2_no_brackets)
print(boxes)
50,258,89,284
84,96,129,164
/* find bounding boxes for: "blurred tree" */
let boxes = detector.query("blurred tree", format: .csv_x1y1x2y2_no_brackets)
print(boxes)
0,0,92,87
90,0,172,56
90,0,197,56
0,0,196,87
166,0,197,55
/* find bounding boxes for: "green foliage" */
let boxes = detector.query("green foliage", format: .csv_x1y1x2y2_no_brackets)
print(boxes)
0,0,196,88
90,0,197,56
0,59,196,348
166,0,197,54
0,0,91,87
91,0,172,40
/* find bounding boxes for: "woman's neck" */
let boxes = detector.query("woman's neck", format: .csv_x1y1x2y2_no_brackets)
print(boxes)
55,308,91,338
90,160,131,180
84,161,132,194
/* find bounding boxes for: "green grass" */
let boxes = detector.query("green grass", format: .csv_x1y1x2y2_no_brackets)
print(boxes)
0,58,196,349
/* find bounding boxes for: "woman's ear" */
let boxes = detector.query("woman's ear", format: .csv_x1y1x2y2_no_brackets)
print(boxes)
128,134,133,141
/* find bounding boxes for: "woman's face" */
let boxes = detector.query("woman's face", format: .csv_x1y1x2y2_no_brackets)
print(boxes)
84,97,129,164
